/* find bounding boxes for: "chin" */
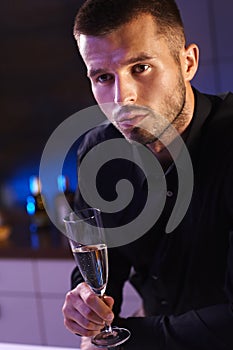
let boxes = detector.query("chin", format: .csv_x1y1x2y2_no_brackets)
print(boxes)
117,126,155,145
130,129,156,145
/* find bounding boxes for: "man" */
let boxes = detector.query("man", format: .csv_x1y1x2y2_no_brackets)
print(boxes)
62,0,233,349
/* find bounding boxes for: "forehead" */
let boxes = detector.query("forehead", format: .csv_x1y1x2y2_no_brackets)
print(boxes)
78,14,169,69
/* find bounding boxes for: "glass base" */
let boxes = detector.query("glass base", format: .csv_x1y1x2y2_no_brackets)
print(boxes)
91,326,131,348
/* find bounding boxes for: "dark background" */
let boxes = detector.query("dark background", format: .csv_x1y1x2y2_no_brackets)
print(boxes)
0,0,233,214
0,0,93,207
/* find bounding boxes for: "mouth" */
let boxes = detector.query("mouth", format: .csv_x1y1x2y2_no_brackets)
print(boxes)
116,114,148,130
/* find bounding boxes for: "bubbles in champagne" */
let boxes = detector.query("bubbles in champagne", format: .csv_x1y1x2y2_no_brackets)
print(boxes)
73,243,108,295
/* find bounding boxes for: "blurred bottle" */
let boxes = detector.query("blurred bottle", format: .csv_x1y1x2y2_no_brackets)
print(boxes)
55,175,74,230
0,209,11,242
26,176,50,229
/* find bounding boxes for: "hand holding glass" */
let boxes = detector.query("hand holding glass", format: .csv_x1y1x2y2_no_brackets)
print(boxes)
63,209,131,348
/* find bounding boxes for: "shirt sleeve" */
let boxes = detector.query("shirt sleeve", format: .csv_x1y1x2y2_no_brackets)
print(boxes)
118,304,233,350
117,232,233,350
118,135,233,350
71,235,233,349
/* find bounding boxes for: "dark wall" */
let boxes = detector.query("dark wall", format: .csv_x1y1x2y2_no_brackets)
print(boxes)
1,0,94,191
0,0,233,209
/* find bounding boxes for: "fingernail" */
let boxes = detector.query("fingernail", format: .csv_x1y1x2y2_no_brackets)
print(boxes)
106,313,114,321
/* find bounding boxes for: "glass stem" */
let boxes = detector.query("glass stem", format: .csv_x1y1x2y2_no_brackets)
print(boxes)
100,295,113,333
104,322,113,333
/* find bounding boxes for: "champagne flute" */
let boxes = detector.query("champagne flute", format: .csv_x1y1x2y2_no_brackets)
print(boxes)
63,208,131,348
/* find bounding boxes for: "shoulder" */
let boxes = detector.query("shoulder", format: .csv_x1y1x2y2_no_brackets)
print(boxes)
202,91,233,147
190,90,233,172
204,91,233,128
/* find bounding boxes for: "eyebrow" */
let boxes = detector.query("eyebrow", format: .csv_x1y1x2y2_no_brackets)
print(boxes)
88,53,155,78
125,54,155,65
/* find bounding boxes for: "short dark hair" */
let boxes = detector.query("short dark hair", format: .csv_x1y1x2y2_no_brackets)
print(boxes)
73,0,186,61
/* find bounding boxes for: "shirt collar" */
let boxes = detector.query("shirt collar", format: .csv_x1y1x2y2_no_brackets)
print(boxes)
131,88,214,183
185,87,212,158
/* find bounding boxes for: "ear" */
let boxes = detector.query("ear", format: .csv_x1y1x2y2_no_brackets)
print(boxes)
181,43,199,82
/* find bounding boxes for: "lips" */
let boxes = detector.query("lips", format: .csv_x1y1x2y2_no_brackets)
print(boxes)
116,114,147,130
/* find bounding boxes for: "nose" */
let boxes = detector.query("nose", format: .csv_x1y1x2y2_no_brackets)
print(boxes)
114,75,137,105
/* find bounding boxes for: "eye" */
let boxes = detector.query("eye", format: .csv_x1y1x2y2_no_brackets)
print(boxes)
132,64,150,74
96,73,113,84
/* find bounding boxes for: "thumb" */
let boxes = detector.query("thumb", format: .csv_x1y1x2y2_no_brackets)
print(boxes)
102,295,114,310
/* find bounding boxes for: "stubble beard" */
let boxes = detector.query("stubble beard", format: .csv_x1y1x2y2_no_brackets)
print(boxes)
118,71,187,147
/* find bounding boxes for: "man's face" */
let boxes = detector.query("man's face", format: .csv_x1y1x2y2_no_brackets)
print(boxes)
78,14,189,146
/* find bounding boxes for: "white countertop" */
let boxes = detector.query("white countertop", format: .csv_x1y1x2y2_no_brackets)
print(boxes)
0,344,78,350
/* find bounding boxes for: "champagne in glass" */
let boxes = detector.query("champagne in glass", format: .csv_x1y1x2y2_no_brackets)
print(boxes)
63,209,131,348
72,243,108,296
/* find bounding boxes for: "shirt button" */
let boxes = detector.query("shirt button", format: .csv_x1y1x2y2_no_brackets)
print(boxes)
151,275,159,280
167,190,173,197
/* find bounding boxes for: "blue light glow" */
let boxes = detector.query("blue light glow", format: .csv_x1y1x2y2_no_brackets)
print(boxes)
57,175,66,192
2,138,80,208
29,176,40,195
26,196,36,215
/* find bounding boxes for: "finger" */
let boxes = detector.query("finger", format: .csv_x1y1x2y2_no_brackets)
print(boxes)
74,298,106,328
78,285,114,323
63,295,104,336
64,317,101,337
63,289,105,326
81,336,108,350
102,295,114,309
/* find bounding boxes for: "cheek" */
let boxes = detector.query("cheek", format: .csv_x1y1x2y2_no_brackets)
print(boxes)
91,94,115,122
141,73,166,98
90,85,116,122
146,72,177,102
92,85,110,104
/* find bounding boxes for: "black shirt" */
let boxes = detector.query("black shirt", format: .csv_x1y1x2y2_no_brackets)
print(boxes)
72,89,233,349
